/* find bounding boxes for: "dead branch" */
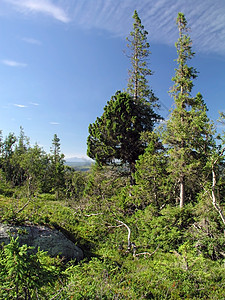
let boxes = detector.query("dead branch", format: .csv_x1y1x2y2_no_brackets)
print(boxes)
201,148,225,226
219,251,225,258
135,245,160,258
211,148,225,225
111,219,160,259
49,278,70,300
116,219,131,249
15,198,32,215
84,213,104,217
1,197,33,223
107,224,123,229
49,287,65,300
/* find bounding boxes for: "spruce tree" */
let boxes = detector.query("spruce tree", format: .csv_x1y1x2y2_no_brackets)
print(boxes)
1,133,17,183
16,126,29,155
162,13,214,208
126,10,158,105
50,134,65,198
135,132,169,209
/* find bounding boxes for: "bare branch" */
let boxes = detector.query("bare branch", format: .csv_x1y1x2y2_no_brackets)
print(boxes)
135,245,160,258
111,219,159,259
211,148,225,225
49,287,65,300
15,198,32,215
219,251,225,258
116,219,131,249
107,224,123,229
84,213,104,217
1,197,33,223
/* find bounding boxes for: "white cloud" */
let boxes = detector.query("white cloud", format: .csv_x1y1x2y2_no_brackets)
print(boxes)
3,0,225,55
50,122,60,125
30,102,39,106
2,60,27,67
22,37,42,45
69,0,225,56
5,0,70,23
13,104,28,108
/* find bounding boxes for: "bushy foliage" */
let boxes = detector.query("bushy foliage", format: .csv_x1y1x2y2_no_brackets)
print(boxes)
0,236,63,299
87,91,159,185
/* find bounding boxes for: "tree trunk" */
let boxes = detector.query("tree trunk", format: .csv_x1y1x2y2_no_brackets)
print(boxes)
180,176,184,208
129,162,136,186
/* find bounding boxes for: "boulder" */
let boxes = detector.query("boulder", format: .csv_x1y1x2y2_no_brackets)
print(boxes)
0,223,83,261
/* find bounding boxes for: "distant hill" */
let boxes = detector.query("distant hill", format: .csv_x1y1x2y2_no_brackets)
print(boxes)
65,157,93,171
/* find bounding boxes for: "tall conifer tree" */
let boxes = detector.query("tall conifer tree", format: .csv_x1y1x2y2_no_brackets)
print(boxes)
162,13,214,208
87,11,161,184
126,10,158,105
50,134,65,198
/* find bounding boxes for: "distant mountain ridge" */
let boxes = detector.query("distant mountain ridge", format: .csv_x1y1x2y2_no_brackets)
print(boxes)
65,157,93,171
65,157,93,163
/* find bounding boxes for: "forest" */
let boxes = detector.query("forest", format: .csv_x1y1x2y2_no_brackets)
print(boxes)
0,11,225,299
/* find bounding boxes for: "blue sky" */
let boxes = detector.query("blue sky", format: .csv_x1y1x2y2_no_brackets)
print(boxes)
0,0,225,158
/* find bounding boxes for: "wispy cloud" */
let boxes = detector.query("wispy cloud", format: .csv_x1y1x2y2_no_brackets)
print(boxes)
69,0,225,56
2,59,27,67
29,102,39,106
3,0,225,55
5,0,70,23
50,122,60,125
22,37,42,45
13,103,28,108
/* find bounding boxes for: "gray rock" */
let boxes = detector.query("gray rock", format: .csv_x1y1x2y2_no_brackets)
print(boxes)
0,223,83,261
